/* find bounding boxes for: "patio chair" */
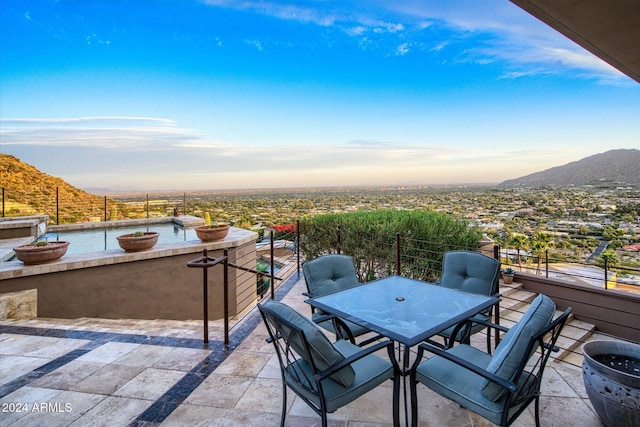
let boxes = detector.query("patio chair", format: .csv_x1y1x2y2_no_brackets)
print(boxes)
258,300,400,427
410,294,572,427
436,250,501,351
303,254,377,345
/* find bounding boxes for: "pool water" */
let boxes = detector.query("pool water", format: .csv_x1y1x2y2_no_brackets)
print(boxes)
38,223,199,255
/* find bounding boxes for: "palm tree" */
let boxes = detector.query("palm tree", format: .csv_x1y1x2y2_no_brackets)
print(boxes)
509,234,529,271
531,231,554,275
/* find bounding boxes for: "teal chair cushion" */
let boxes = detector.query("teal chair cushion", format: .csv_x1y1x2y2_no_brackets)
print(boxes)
416,344,534,426
303,255,361,296
289,339,394,413
481,294,556,401
440,251,500,295
263,300,356,387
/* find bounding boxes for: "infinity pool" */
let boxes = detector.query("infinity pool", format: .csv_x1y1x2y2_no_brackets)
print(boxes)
38,222,200,255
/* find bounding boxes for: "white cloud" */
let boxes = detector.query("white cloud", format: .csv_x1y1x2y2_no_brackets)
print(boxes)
202,0,629,82
396,43,410,56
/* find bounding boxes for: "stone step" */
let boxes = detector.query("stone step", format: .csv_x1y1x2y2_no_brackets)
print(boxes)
498,289,537,318
491,290,599,366
498,281,524,298
552,319,596,362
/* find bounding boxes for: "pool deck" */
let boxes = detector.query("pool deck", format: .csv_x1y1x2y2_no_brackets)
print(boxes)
0,273,607,426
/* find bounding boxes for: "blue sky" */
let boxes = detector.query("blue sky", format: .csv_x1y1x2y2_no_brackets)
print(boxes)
1,0,638,191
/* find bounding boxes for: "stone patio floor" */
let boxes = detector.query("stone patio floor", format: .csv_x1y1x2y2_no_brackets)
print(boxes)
0,273,605,426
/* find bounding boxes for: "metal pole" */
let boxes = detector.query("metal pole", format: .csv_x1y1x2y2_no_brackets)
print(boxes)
146,194,149,218
104,196,107,222
296,219,301,274
203,249,210,343
270,233,275,300
2,188,4,218
223,249,229,349
396,233,401,276
604,258,609,290
545,250,549,278
56,187,59,225
337,226,342,254
183,193,186,216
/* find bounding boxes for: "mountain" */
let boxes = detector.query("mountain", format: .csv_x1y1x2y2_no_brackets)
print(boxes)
500,149,640,187
0,154,107,223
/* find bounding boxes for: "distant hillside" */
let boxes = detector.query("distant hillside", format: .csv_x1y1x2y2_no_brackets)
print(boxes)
500,149,640,186
0,154,107,223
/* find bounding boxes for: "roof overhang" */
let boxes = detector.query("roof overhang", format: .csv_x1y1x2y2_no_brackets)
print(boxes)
509,0,640,83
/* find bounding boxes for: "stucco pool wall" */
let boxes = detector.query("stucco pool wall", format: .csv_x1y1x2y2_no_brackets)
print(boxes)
0,226,259,321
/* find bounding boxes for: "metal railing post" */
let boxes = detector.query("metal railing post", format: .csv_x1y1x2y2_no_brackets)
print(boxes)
183,193,186,216
604,258,609,290
2,187,4,218
396,233,401,276
296,219,301,274
223,249,229,348
104,196,107,222
337,226,342,254
270,233,276,300
187,248,230,347
146,194,149,218
56,186,59,225
545,250,549,278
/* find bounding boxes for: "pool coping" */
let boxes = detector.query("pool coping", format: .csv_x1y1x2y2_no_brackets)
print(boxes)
0,226,258,280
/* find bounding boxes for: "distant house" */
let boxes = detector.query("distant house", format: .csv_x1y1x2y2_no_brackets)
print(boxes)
622,243,640,252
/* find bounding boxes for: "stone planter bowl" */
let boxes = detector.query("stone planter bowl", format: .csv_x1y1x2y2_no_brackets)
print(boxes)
195,224,230,242
116,232,159,252
13,241,70,265
582,340,640,427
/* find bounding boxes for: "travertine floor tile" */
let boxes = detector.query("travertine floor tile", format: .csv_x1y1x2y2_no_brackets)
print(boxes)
70,364,145,395
112,344,173,367
67,396,153,427
234,377,284,414
113,367,186,401
31,360,105,390
0,386,63,426
160,403,230,426
10,390,106,427
152,347,212,372
213,351,271,377
75,342,140,364
185,374,253,408
0,355,50,383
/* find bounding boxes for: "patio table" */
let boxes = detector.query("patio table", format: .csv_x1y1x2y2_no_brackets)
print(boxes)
306,275,499,425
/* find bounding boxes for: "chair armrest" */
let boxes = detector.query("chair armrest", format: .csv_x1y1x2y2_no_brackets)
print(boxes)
466,317,509,333
302,291,313,298
412,341,517,394
316,339,398,382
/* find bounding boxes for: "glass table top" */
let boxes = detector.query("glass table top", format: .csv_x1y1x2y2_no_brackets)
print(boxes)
307,275,498,346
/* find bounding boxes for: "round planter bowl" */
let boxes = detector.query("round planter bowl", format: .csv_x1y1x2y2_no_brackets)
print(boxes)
195,224,230,242
582,340,640,427
116,232,159,252
13,241,70,265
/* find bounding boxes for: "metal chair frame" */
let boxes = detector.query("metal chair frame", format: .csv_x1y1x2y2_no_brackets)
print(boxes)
259,303,401,427
410,307,572,427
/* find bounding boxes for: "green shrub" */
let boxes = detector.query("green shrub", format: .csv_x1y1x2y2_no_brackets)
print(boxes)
299,210,481,282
